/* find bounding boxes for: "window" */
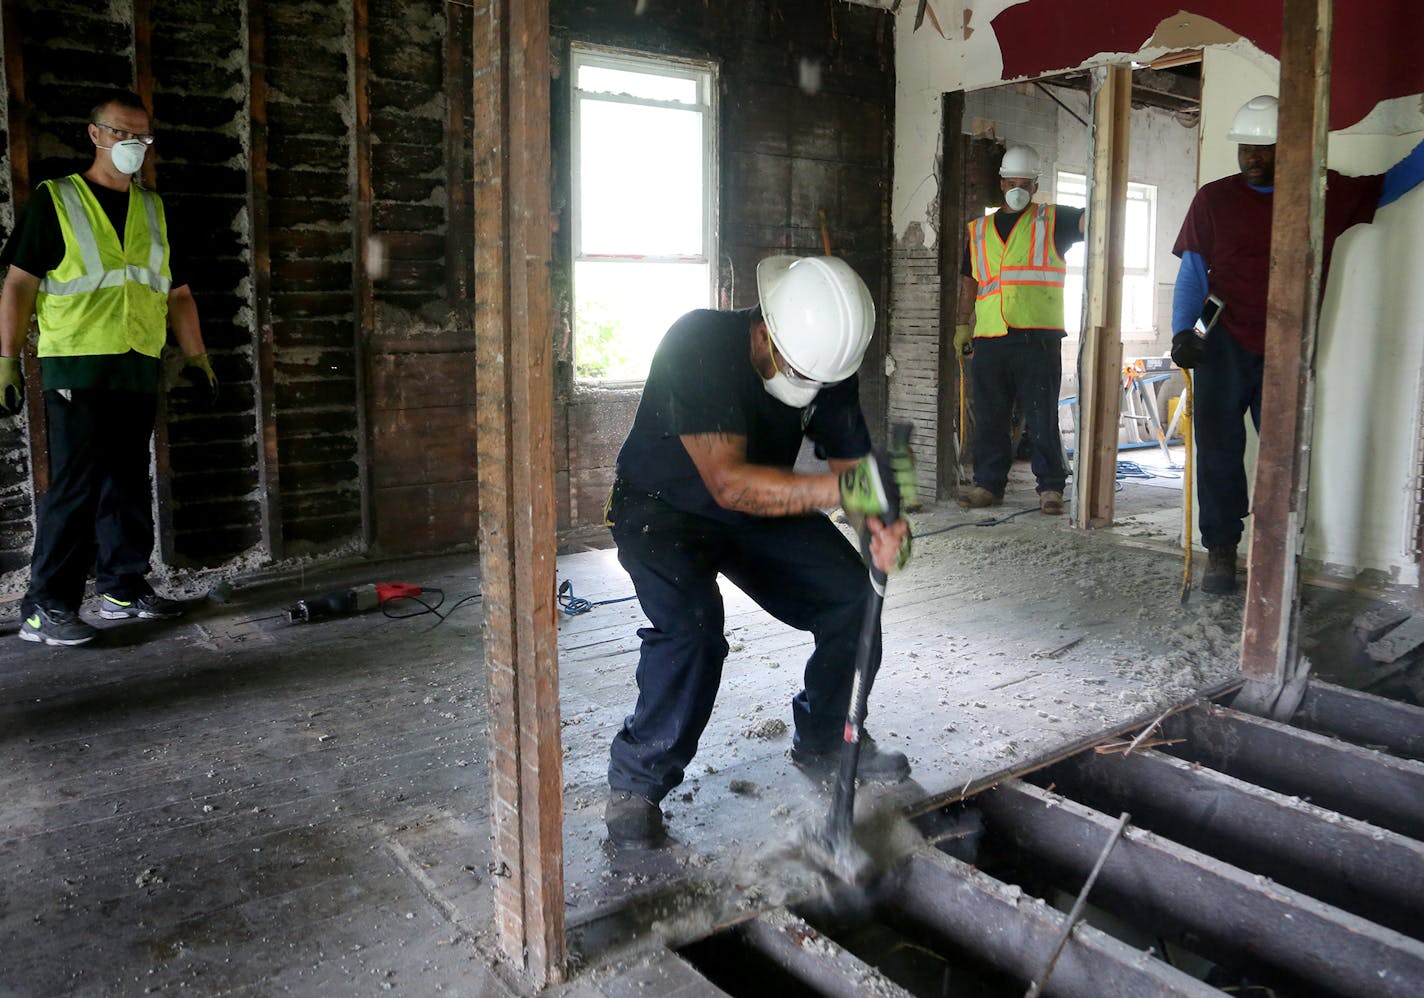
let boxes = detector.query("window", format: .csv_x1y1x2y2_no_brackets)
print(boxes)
1056,172,1157,336
571,46,718,382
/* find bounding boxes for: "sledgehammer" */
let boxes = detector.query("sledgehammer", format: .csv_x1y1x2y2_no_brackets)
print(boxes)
799,422,913,885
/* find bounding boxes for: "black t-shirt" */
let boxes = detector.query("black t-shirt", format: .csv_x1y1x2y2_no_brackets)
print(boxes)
615,306,873,524
0,177,183,392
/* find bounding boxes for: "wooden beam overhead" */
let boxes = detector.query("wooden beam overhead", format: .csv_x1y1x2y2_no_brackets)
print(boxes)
472,0,566,985
1073,65,1131,528
1239,0,1332,684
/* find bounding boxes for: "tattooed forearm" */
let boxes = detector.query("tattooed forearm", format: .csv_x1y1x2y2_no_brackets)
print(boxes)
680,432,841,516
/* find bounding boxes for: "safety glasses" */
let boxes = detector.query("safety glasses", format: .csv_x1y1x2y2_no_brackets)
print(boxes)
93,122,156,146
769,342,831,390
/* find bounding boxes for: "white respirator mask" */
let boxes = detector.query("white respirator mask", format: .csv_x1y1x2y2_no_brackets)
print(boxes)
106,139,148,175
762,371,820,408
1005,186,1032,212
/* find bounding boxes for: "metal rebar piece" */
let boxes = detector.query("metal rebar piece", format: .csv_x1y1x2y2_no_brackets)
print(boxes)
1024,810,1131,998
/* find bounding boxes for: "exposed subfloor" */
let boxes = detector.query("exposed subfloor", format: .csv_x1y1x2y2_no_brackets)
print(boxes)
0,468,1404,994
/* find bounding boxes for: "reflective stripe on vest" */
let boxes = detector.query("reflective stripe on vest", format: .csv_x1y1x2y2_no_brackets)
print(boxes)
34,175,171,358
967,204,1067,338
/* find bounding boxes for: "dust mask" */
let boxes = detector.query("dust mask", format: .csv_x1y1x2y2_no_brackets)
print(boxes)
1005,186,1032,212
763,372,819,408
107,139,147,175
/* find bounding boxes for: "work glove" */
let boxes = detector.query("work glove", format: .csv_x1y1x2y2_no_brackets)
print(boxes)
840,443,918,520
181,353,219,406
954,322,975,356
892,520,913,572
857,515,914,576
0,356,22,416
1170,330,1206,370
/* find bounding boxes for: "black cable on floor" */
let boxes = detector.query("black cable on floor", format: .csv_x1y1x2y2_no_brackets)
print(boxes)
558,579,638,616
1116,460,1180,480
380,588,484,628
917,506,1040,538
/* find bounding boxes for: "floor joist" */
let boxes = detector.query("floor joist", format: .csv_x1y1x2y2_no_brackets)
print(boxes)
738,908,914,998
1293,679,1424,761
978,779,1424,997
888,846,1218,997
1161,703,1424,839
1034,746,1424,938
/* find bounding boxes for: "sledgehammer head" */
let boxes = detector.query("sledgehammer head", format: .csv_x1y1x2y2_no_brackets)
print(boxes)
793,819,875,887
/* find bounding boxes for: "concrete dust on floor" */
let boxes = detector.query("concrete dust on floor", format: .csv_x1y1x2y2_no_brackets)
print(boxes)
1,486,1262,992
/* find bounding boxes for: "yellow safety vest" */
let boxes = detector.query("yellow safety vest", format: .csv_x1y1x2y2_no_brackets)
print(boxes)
967,204,1068,338
34,174,171,358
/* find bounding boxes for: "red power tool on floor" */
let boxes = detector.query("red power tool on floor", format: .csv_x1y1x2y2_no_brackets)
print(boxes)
286,582,422,624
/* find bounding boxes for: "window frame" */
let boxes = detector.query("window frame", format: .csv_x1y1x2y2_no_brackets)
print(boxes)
569,44,719,385
1056,170,1159,339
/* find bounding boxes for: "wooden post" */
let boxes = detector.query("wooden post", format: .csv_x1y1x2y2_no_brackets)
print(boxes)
1239,0,1332,684
471,0,565,985
1073,65,1131,528
247,0,283,560
351,0,374,549
1,0,48,501
936,91,966,501
133,0,179,564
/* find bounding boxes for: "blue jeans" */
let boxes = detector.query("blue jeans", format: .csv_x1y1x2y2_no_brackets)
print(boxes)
1192,331,1264,550
606,483,877,803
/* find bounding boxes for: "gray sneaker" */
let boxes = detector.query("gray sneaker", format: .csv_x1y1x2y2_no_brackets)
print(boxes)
19,605,97,646
97,593,185,620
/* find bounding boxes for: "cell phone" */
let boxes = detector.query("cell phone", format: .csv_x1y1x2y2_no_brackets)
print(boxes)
1194,294,1224,338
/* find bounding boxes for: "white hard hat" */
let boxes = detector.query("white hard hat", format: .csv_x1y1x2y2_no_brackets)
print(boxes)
999,145,1041,179
756,255,875,384
1228,95,1278,144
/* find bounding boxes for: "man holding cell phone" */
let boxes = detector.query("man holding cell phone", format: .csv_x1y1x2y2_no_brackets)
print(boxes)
1170,95,1424,594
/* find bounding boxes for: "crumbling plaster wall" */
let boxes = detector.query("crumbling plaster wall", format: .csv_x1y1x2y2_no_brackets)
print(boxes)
891,2,1424,582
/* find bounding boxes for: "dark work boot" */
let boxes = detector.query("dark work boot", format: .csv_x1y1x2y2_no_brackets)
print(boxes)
605,790,665,846
1202,545,1238,595
790,734,911,785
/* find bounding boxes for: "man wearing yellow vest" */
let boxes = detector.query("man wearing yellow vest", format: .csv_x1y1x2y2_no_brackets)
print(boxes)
955,145,1085,515
0,90,217,646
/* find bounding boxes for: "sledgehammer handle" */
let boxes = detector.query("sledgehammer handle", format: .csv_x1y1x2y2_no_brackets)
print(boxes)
827,422,913,842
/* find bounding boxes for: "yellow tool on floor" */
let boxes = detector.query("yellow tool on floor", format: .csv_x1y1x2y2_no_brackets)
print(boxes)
1180,369,1195,605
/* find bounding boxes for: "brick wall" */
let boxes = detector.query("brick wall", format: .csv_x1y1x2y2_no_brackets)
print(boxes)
0,0,478,593
0,0,891,588
548,0,897,527
888,242,940,497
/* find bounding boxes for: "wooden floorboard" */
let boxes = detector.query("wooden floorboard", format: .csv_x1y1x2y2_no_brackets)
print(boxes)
0,474,1314,993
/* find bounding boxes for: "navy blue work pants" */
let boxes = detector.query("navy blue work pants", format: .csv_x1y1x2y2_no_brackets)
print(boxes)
969,331,1068,495
1192,330,1263,550
607,482,877,803
24,389,158,615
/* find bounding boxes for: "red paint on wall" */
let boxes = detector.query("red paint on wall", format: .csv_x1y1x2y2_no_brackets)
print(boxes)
992,0,1422,131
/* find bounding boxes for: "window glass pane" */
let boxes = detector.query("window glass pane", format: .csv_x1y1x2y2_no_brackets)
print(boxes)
1123,196,1151,270
579,99,704,257
577,65,699,104
574,261,711,381
1056,173,1087,207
